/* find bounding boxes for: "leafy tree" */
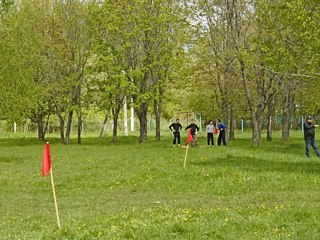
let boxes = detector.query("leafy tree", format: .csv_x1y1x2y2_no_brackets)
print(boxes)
254,0,320,139
90,0,187,143
0,0,48,132
47,0,92,144
190,0,247,139
88,1,131,143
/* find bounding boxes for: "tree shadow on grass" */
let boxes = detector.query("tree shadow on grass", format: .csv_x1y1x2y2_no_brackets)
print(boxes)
227,138,304,154
190,154,320,175
0,137,42,147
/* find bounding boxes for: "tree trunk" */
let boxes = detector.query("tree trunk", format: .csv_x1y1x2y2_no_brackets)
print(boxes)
282,86,294,140
113,114,118,143
229,105,235,140
37,113,50,141
267,113,273,141
76,87,82,144
112,98,124,144
33,106,50,141
239,59,266,146
222,99,229,141
137,103,148,143
252,118,262,146
100,111,110,138
77,111,82,144
266,96,275,141
65,109,73,144
282,114,290,140
155,111,160,141
58,114,65,143
154,96,162,142
37,114,45,141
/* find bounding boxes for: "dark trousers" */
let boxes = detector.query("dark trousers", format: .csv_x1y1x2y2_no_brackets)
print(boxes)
173,133,181,145
191,134,197,146
218,130,226,146
207,133,214,146
305,138,320,157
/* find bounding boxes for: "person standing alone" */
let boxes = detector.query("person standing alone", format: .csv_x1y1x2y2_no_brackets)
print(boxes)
169,118,182,147
206,120,215,147
303,116,320,158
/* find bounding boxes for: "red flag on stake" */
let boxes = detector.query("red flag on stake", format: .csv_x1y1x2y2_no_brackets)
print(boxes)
41,142,61,228
186,129,193,145
184,129,193,168
42,143,51,177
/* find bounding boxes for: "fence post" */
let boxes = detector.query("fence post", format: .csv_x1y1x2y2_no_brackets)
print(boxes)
241,119,244,133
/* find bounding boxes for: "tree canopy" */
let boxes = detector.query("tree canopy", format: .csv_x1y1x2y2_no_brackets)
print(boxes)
0,0,319,145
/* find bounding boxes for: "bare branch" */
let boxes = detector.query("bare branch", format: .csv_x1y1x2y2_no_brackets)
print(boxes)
254,65,320,80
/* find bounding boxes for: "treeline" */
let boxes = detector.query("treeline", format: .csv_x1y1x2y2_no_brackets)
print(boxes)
0,0,319,145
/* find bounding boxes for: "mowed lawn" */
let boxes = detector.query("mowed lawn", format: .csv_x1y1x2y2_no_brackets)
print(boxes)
1,131,320,239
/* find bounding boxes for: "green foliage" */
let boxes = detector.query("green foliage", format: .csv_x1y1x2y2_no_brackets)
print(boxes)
1,132,320,239
0,0,14,17
0,1,41,121
1,0,320,144
254,0,320,115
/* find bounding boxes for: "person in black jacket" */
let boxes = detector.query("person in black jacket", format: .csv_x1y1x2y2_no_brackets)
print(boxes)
303,116,320,158
185,119,200,146
169,118,182,147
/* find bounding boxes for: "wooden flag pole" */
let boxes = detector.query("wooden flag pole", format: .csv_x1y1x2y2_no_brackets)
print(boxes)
215,133,218,146
50,166,61,228
183,143,189,168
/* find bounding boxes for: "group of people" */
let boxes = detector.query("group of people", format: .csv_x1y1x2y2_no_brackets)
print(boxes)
169,118,227,147
169,115,320,158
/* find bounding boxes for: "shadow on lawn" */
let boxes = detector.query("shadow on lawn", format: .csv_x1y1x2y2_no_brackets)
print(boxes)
191,154,320,175
0,137,42,146
226,138,304,154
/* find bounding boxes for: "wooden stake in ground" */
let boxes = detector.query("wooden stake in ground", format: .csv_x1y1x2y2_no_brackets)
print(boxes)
214,128,219,147
183,143,190,168
42,143,61,228
184,129,193,168
50,166,61,228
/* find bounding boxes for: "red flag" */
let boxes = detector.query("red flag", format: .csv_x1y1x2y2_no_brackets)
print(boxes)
186,129,193,145
42,143,51,177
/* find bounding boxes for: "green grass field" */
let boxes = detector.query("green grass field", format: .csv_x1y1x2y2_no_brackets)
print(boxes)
1,131,320,239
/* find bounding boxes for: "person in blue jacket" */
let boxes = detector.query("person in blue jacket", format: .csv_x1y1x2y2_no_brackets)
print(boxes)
216,119,227,146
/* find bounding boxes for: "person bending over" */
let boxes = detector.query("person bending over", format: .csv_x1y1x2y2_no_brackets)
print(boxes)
185,119,200,146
